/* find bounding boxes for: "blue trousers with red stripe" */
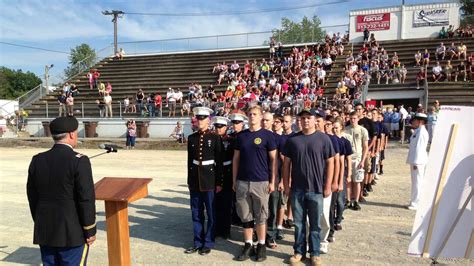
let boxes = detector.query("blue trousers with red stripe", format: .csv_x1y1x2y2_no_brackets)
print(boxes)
190,190,216,248
40,244,89,266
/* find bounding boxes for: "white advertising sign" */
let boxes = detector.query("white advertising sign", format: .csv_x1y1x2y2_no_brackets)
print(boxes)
408,106,473,259
413,9,449,27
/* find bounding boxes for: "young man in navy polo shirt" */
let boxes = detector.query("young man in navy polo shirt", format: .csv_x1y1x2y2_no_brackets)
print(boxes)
283,108,335,266
233,106,277,262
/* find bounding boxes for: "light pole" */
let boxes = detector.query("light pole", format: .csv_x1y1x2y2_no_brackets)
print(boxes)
102,10,124,54
44,64,54,97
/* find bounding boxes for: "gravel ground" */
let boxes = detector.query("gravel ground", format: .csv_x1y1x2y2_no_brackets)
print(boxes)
0,145,472,265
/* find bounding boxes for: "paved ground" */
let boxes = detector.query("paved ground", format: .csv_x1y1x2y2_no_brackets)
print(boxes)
0,145,471,265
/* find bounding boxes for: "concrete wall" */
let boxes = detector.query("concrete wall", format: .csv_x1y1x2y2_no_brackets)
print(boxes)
349,2,460,42
25,118,193,138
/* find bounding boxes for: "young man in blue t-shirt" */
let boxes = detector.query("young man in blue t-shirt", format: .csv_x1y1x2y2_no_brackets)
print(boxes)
282,108,335,266
233,106,277,262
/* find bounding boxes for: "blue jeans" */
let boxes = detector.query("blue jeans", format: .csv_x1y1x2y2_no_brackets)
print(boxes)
147,104,155,117
291,190,323,257
190,191,216,248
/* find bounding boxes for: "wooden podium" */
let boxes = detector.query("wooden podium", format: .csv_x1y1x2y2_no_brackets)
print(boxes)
95,177,152,266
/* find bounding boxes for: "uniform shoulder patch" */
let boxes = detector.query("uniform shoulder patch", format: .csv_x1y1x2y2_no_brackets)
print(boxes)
75,153,84,158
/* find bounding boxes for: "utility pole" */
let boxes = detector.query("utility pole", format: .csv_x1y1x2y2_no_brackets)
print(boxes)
102,10,124,54
44,64,53,97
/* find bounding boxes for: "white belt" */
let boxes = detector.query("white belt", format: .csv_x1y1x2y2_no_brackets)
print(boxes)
223,160,232,166
193,159,215,166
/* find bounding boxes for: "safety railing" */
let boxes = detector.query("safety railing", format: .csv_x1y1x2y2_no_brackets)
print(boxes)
117,25,349,55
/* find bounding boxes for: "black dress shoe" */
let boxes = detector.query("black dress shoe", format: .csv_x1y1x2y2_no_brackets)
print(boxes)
184,246,200,254
236,243,254,261
255,243,267,262
199,247,211,255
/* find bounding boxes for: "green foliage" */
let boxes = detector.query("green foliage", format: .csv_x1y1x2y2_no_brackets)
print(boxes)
64,43,96,79
271,16,326,44
0,67,42,99
460,0,474,26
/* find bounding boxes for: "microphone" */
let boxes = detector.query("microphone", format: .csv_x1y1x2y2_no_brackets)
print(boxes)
99,143,119,153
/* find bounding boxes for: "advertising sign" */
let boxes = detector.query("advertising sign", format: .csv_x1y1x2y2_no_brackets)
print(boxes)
413,9,449,27
356,13,390,32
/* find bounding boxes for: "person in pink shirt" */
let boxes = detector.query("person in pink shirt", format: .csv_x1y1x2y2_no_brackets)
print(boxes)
105,82,113,94
87,70,94,90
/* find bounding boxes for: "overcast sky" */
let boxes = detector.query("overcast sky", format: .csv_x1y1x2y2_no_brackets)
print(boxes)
0,0,450,81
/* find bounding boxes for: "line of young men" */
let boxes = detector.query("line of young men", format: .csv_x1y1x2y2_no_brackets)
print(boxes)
185,104,389,265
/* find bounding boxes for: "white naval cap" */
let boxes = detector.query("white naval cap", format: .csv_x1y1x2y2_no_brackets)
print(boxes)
413,113,428,120
212,116,230,126
193,107,214,117
228,113,248,122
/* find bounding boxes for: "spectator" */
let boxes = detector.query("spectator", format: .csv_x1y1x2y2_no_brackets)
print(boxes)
414,50,422,66
454,61,467,82
182,99,191,117
363,27,370,42
231,60,240,75
445,61,453,81
126,119,136,149
96,98,106,118
57,92,66,117
65,93,74,116
447,25,455,38
416,68,426,90
422,49,430,66
269,37,276,58
104,92,113,118
146,93,155,117
276,42,283,58
92,69,100,89
70,83,79,97
98,81,106,96
447,42,458,60
167,88,177,117
136,89,145,116
87,70,94,90
432,62,443,82
175,88,184,105
426,106,437,144
115,48,125,60
438,26,446,39
154,93,162,117
400,64,407,84
105,82,113,94
169,121,185,143
436,42,446,60
123,97,130,114
458,42,467,61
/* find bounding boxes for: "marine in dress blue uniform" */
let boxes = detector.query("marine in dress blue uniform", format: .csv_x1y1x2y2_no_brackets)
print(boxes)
27,116,96,266
212,116,234,239
185,107,224,255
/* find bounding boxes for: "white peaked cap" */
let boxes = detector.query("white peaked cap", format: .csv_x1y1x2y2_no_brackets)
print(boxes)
193,107,213,116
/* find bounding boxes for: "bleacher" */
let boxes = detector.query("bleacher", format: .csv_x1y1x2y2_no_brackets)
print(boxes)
25,37,473,118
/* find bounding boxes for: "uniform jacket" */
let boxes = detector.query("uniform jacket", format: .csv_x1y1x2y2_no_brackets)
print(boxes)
27,144,96,247
220,134,235,190
187,130,224,191
406,125,429,165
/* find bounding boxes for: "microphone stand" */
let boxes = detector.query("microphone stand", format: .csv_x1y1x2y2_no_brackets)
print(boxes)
89,150,114,159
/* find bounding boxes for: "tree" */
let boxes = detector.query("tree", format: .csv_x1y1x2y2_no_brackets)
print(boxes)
270,16,326,44
0,67,42,99
460,0,474,26
64,43,96,79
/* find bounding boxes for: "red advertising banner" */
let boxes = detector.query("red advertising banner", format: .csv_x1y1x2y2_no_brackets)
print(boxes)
365,100,376,110
356,13,390,32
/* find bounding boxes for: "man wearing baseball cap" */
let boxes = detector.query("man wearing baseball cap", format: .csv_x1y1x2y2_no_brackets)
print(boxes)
185,107,224,255
406,113,429,210
27,116,96,265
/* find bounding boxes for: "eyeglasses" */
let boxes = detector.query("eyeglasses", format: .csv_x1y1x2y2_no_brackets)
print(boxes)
232,120,243,124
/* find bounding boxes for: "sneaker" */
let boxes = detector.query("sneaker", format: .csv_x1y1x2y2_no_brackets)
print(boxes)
353,201,361,211
367,184,373,192
255,243,267,262
311,256,323,266
344,200,350,209
319,243,328,254
407,205,417,211
265,238,277,249
252,231,258,245
276,229,284,240
334,224,342,231
371,179,377,185
285,219,295,228
327,235,335,243
362,189,369,197
378,169,384,175
289,253,304,265
236,243,254,261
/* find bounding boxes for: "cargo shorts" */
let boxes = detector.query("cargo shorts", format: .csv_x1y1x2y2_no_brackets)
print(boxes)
235,180,269,225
